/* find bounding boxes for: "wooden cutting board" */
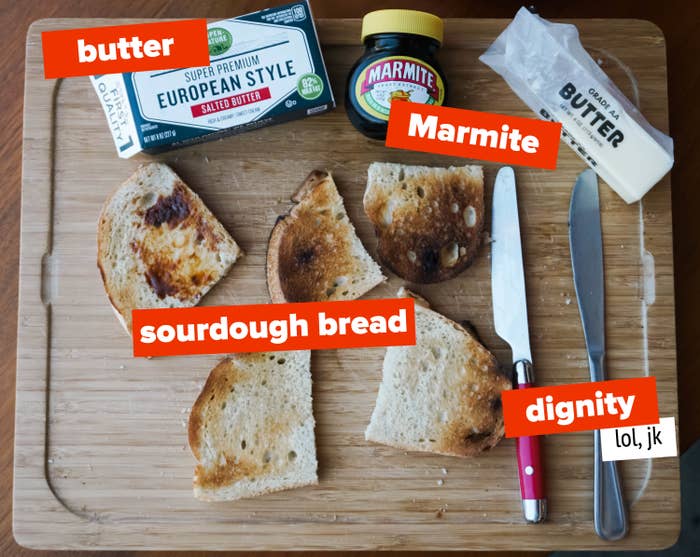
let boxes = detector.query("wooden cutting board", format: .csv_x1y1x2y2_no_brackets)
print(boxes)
15,18,679,551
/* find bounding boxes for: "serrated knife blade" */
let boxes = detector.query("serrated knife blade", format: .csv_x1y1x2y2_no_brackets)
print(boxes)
491,166,531,363
491,167,546,524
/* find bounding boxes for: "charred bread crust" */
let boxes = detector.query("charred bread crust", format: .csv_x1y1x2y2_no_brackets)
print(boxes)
267,170,383,303
417,293,510,456
364,164,485,283
189,357,264,489
188,352,317,500
266,171,339,303
435,328,510,456
97,163,241,332
187,358,236,462
367,288,511,457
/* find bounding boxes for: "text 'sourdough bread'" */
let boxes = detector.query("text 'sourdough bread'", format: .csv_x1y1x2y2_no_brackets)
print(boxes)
267,170,384,303
365,288,511,457
188,350,317,501
97,163,242,332
363,162,484,283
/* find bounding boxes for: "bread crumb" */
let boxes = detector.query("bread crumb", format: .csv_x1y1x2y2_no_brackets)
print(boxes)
441,467,448,476
437,479,444,486
565,297,572,305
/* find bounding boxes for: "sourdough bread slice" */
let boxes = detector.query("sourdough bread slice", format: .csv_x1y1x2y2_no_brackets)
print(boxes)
363,162,484,283
97,163,242,333
267,170,384,303
365,288,511,457
188,350,317,501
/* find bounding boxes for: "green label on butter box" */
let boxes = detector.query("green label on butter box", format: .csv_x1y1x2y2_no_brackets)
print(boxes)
208,27,233,56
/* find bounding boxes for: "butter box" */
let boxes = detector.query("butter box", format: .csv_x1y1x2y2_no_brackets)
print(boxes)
480,8,673,203
91,0,334,158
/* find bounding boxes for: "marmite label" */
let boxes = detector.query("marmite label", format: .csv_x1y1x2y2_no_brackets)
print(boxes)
354,55,444,121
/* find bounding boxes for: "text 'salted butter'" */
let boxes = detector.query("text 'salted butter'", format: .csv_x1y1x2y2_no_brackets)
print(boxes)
91,0,335,158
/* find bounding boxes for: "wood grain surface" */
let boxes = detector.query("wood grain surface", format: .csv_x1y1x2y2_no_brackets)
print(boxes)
13,13,680,553
2,1,699,557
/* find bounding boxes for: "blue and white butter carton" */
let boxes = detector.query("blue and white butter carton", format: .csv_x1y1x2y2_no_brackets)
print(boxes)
91,1,334,158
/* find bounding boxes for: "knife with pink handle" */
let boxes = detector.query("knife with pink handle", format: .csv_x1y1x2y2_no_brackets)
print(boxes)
491,167,547,523
513,362,546,520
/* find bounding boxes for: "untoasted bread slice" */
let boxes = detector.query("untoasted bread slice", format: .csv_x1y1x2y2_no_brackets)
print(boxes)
97,163,242,332
365,288,511,457
267,170,384,303
363,163,484,283
188,350,317,501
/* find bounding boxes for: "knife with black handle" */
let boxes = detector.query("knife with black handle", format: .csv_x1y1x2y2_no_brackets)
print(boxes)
569,169,629,541
491,167,546,523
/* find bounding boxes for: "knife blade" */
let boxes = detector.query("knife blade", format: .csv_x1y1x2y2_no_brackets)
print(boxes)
569,169,605,365
492,167,531,364
569,168,628,541
491,166,546,523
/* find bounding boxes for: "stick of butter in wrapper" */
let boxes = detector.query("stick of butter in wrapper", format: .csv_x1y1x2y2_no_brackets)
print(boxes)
90,0,334,158
480,7,673,203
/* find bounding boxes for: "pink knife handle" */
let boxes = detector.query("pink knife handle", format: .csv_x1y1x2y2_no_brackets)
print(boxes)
513,360,547,522
515,417,545,499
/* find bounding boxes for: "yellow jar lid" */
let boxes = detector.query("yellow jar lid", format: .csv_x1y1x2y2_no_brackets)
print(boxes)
361,9,443,44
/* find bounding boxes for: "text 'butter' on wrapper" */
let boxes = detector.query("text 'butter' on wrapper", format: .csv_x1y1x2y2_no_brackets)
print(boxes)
479,7,673,203
90,0,335,158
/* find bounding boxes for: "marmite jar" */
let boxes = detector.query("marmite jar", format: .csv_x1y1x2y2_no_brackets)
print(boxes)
345,9,447,140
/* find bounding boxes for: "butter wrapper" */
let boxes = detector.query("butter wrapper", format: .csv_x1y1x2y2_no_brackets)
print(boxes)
480,7,673,203
91,0,334,158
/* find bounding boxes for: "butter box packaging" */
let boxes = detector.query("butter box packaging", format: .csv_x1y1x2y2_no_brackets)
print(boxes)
480,7,673,203
91,0,334,158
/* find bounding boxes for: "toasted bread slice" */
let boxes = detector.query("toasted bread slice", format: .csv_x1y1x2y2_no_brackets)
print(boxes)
188,350,317,501
365,288,511,457
363,162,484,283
267,170,384,303
97,163,242,332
